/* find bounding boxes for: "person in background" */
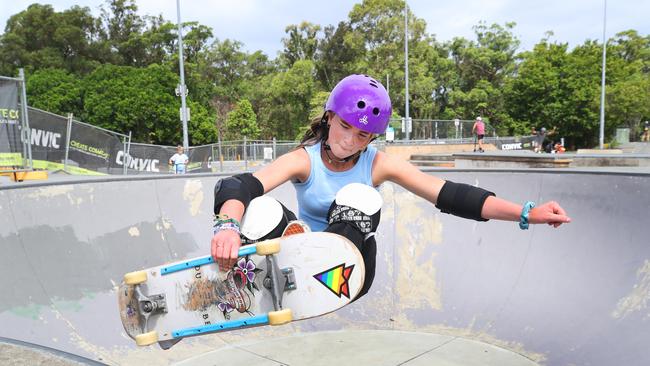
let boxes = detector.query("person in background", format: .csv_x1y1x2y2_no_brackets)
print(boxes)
169,145,189,174
472,116,485,153
532,126,557,153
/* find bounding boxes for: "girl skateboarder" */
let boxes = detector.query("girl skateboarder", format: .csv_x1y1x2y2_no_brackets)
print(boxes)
211,74,571,299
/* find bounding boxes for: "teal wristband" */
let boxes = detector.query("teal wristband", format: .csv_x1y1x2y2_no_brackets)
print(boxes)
519,201,536,230
213,214,241,228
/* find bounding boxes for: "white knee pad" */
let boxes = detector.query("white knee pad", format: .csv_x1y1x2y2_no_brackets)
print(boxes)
334,183,383,215
328,183,382,236
240,196,284,240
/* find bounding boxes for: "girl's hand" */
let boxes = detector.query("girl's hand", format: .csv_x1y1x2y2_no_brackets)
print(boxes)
529,201,571,228
211,229,242,271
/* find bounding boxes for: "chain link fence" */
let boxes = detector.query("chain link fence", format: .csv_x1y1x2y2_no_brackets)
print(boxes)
187,139,296,173
387,118,497,142
8,99,542,176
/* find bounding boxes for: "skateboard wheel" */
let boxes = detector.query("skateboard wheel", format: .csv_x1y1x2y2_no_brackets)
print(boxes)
282,220,310,236
135,331,158,346
124,270,147,285
256,239,280,255
268,308,292,325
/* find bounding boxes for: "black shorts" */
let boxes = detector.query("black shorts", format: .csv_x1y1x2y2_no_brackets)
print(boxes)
254,203,377,300
477,134,484,140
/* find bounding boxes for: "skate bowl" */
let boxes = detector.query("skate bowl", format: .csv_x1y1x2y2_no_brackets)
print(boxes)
0,169,648,365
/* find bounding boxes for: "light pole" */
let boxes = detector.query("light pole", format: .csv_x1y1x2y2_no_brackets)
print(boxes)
404,0,410,141
176,0,189,151
598,0,607,149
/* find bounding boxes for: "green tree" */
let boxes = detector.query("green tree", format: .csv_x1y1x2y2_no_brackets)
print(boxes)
316,22,364,89
309,91,331,121
3,0,648,147
182,22,213,63
561,42,607,147
607,30,650,140
26,68,83,115
225,99,259,140
256,60,316,140
342,0,449,123
607,74,650,140
0,4,105,75
505,36,640,148
81,64,176,144
447,22,519,127
246,50,275,77
201,39,249,102
504,40,570,135
186,99,218,145
0,4,61,74
403,35,449,122
347,0,429,116
0,1,180,74
138,15,177,66
281,22,321,68
100,0,145,66
196,42,274,141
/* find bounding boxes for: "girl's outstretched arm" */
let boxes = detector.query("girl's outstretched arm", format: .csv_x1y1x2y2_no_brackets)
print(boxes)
481,196,571,227
373,151,571,227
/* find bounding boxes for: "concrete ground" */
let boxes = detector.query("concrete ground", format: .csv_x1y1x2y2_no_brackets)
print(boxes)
1,168,649,366
0,338,102,366
175,330,539,366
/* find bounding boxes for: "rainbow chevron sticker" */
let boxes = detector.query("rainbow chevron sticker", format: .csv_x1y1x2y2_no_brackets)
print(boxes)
313,263,355,299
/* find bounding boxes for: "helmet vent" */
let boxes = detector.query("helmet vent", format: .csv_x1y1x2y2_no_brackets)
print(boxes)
357,100,366,109
372,107,380,116
369,80,379,88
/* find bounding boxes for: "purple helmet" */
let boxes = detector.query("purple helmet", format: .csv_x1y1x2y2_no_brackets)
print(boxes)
325,74,392,134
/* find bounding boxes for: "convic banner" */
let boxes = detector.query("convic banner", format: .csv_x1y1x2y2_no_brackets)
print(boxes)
0,79,21,164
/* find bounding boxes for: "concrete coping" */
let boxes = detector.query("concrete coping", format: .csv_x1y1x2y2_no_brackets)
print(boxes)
577,149,623,154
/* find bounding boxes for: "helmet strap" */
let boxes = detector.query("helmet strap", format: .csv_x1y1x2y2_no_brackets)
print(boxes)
319,112,329,136
322,142,363,164
319,112,328,127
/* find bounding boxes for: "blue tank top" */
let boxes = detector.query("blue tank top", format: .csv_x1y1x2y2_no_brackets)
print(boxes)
293,141,377,232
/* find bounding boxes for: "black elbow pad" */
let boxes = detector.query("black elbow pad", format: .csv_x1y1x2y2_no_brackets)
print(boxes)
213,173,264,214
435,180,495,221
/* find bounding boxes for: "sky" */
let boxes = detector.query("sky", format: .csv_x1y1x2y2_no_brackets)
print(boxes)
1,0,649,58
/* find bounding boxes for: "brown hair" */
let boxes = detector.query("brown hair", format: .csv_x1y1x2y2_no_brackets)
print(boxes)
296,112,329,150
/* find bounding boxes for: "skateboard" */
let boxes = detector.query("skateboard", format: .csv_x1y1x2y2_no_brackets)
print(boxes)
117,231,365,349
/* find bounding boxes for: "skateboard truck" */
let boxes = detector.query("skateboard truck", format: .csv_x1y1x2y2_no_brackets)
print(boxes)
263,255,296,311
133,286,168,332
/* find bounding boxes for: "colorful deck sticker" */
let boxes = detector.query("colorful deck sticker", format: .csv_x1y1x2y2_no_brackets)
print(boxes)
313,263,355,299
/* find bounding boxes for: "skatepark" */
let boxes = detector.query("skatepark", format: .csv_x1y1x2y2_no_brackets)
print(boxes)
1,165,649,366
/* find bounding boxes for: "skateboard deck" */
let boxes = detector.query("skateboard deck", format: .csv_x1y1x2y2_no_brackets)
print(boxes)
117,232,364,348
